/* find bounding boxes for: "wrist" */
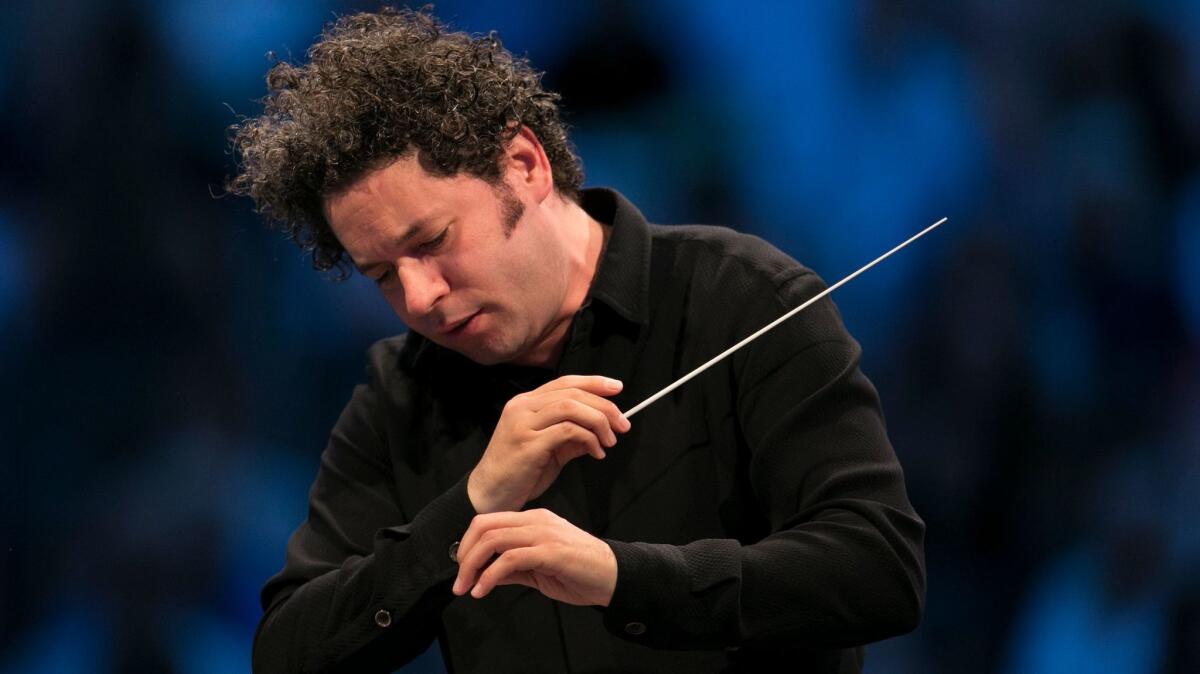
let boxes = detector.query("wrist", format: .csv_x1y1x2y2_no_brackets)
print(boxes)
597,542,618,607
467,468,510,514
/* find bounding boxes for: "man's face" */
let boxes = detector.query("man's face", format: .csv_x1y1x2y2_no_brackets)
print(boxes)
324,155,572,366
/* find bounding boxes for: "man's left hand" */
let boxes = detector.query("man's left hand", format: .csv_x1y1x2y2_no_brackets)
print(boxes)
451,509,617,607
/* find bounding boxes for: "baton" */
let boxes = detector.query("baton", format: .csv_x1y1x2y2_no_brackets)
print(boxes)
622,217,948,418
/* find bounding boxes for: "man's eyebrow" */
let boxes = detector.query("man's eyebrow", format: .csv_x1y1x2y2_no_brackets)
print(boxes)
352,219,434,275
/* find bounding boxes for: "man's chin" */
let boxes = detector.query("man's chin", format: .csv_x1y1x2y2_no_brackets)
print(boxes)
459,348,512,366
434,335,522,366
414,323,544,367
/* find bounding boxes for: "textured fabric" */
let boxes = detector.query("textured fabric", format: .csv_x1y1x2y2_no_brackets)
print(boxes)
251,188,925,673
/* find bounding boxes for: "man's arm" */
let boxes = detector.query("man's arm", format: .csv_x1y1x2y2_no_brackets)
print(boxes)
252,376,476,674
599,271,926,648
253,346,629,673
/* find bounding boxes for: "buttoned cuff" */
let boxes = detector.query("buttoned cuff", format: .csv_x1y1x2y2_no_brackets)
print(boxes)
601,538,743,647
601,540,690,643
372,475,477,602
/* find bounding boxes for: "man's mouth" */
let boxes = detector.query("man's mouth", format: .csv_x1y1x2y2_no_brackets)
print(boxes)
439,311,479,335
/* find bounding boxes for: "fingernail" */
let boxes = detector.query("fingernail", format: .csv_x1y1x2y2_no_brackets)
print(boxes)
604,377,623,391
620,415,631,432
470,585,483,599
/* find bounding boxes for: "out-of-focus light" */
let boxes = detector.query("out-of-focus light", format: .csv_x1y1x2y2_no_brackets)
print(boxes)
149,0,331,104
0,213,28,333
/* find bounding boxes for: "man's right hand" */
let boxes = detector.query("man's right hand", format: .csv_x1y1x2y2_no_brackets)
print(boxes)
467,375,632,514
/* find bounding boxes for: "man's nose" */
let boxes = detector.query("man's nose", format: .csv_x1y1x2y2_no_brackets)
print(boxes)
395,259,449,316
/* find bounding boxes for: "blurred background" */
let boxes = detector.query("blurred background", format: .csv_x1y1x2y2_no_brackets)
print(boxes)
2,0,1198,672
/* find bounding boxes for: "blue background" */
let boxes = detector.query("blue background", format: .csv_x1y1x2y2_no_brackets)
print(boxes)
1,1,1198,672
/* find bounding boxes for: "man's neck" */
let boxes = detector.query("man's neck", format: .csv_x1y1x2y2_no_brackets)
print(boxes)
510,194,609,368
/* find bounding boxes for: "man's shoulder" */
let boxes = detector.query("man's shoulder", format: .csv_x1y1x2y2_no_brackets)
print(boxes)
363,331,428,386
648,223,814,292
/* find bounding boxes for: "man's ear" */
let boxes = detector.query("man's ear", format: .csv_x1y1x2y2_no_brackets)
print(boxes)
502,125,553,204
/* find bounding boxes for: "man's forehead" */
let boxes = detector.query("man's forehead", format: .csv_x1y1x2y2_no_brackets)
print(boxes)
327,158,413,208
327,155,474,220
327,179,418,229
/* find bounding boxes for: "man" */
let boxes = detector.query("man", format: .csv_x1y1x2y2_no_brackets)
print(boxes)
231,8,925,673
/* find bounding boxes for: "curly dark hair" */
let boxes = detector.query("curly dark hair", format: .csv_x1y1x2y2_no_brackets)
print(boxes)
227,6,584,277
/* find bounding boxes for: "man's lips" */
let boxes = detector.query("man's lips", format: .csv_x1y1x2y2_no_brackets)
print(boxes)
438,311,479,335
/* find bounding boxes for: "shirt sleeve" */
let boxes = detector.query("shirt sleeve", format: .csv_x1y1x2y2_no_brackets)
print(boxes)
251,361,477,673
601,270,926,650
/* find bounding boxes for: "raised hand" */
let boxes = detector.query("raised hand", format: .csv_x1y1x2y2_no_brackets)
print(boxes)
467,375,631,514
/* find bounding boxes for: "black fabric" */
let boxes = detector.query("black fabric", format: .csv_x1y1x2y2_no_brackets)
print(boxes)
251,188,926,673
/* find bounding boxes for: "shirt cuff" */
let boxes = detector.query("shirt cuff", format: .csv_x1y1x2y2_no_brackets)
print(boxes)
375,475,477,585
601,540,690,642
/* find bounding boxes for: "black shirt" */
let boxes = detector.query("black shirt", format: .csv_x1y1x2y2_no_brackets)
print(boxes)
252,188,925,673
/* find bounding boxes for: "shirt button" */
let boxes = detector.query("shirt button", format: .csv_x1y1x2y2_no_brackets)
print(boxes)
374,609,392,628
449,541,460,563
624,621,646,636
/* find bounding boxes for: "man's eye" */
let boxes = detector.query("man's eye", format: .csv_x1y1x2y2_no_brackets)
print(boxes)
418,227,450,252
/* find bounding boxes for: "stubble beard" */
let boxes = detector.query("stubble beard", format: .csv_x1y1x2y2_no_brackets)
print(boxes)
494,181,526,237
459,182,558,365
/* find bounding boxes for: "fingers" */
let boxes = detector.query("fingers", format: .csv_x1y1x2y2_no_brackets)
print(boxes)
452,525,550,595
477,568,539,595
533,400,615,451
453,510,559,595
471,546,548,598
550,423,605,460
528,387,631,438
530,377,625,430
455,511,554,577
534,374,623,397
451,509,617,606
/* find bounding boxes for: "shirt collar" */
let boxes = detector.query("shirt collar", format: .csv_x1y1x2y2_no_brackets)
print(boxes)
578,187,652,326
